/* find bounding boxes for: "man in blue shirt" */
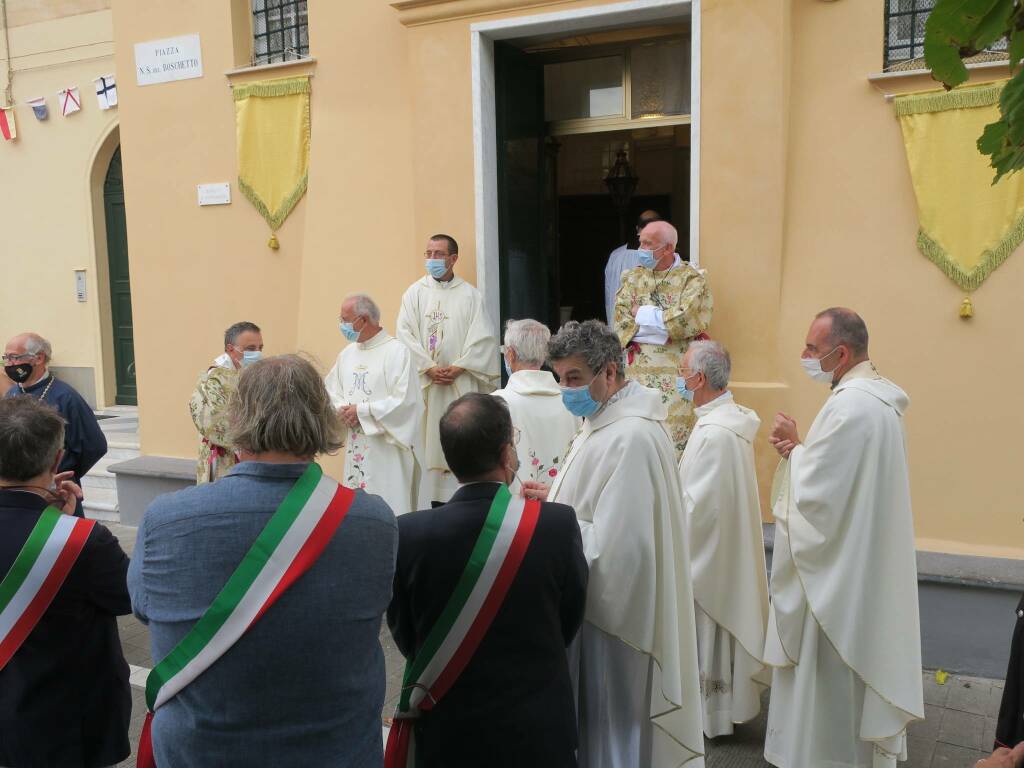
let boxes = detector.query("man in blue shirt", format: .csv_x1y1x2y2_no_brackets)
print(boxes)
3,333,107,517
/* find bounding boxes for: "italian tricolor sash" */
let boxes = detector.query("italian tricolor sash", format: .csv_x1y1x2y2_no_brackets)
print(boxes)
0,507,95,671
137,463,355,768
384,485,541,768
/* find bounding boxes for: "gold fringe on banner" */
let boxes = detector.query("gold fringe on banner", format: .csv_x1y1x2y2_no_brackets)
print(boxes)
894,80,1024,299
234,75,310,247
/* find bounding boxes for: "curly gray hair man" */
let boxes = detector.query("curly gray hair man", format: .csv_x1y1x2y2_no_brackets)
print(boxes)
546,320,626,420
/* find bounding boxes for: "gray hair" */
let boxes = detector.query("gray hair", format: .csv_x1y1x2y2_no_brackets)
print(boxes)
23,333,52,362
503,319,550,366
547,320,624,379
0,397,65,481
687,340,731,390
224,321,261,350
228,354,343,458
344,293,381,324
815,307,869,357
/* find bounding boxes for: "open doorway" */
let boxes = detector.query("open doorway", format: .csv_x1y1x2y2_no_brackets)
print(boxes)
492,21,693,334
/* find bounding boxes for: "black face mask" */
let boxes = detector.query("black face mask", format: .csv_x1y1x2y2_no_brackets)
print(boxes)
4,363,33,384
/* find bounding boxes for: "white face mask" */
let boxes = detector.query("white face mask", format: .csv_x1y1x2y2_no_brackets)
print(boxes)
800,346,840,384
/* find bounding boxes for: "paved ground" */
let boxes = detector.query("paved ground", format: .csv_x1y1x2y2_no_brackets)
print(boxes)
108,523,1002,767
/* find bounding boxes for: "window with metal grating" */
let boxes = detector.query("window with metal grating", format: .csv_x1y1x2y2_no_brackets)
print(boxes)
883,0,1006,71
252,0,309,66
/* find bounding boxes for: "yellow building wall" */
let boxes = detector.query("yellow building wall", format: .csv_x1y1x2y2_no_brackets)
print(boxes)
111,0,1023,557
0,5,118,404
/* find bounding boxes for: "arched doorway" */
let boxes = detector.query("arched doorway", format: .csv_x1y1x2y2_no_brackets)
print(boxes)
103,147,136,405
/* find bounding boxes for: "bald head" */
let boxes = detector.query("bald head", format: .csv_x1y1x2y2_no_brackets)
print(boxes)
6,333,51,362
640,220,678,249
3,333,52,387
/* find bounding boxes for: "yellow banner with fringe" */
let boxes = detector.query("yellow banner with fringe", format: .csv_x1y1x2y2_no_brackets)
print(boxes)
895,80,1024,294
234,76,310,248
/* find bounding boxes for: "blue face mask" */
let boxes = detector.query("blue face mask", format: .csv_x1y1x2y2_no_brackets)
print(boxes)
339,321,360,342
637,249,658,270
241,350,262,368
425,259,449,280
676,375,695,402
503,355,512,379
560,370,603,418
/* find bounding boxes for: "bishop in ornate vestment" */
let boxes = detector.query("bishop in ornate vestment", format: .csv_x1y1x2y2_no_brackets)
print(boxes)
189,322,263,484
676,340,770,738
326,294,422,517
765,308,924,768
397,234,499,504
614,220,712,458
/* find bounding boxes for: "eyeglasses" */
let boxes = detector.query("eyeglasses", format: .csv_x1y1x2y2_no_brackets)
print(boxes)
1,353,34,363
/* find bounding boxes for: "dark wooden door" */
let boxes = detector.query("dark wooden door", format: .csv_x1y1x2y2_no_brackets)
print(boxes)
495,42,560,334
103,147,137,405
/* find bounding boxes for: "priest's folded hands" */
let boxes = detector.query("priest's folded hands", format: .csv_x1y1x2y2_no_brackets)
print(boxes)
769,412,800,458
520,480,550,501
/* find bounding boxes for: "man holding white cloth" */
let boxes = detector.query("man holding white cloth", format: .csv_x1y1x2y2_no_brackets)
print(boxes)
765,307,924,768
676,340,770,739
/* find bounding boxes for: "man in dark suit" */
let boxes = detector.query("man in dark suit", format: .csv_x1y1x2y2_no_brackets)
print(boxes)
0,396,131,768
388,393,588,768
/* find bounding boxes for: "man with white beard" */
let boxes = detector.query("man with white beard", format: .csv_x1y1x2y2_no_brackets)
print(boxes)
765,307,924,768
524,319,704,768
676,340,769,738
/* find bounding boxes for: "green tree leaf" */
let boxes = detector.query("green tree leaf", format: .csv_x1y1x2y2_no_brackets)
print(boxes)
925,0,1014,86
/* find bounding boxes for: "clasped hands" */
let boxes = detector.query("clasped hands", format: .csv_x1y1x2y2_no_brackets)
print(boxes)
337,404,361,428
769,413,801,460
425,366,464,386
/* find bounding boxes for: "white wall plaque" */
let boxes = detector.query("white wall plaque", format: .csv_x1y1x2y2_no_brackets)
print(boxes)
198,183,231,206
135,34,203,86
74,269,87,302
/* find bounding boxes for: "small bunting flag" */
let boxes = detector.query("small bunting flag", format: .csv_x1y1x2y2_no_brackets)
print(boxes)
0,107,16,141
27,97,48,121
58,87,81,117
94,75,117,110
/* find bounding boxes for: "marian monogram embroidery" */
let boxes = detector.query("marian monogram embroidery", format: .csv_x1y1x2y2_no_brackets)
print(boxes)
700,672,731,699
347,365,373,399
425,302,449,360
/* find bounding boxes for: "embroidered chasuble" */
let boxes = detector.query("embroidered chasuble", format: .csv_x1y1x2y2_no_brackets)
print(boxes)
189,366,240,484
614,261,712,459
764,362,924,768
397,276,499,503
678,391,769,738
325,330,423,517
492,369,579,485
549,382,705,768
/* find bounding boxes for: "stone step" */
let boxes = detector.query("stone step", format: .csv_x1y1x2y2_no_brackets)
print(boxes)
83,485,118,522
104,446,140,461
82,472,117,491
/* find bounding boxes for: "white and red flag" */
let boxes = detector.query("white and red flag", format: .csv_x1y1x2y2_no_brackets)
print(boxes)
58,87,81,117
0,107,16,141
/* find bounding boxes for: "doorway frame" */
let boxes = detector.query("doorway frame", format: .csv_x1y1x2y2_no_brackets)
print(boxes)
470,0,700,326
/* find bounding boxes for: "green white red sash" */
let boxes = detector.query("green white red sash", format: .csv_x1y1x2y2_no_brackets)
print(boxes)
137,463,355,768
0,506,95,671
385,485,541,768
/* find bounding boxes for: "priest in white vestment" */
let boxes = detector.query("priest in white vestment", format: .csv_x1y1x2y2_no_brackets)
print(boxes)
676,340,770,738
397,234,499,505
764,308,924,768
326,293,423,516
524,319,705,768
492,319,579,486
